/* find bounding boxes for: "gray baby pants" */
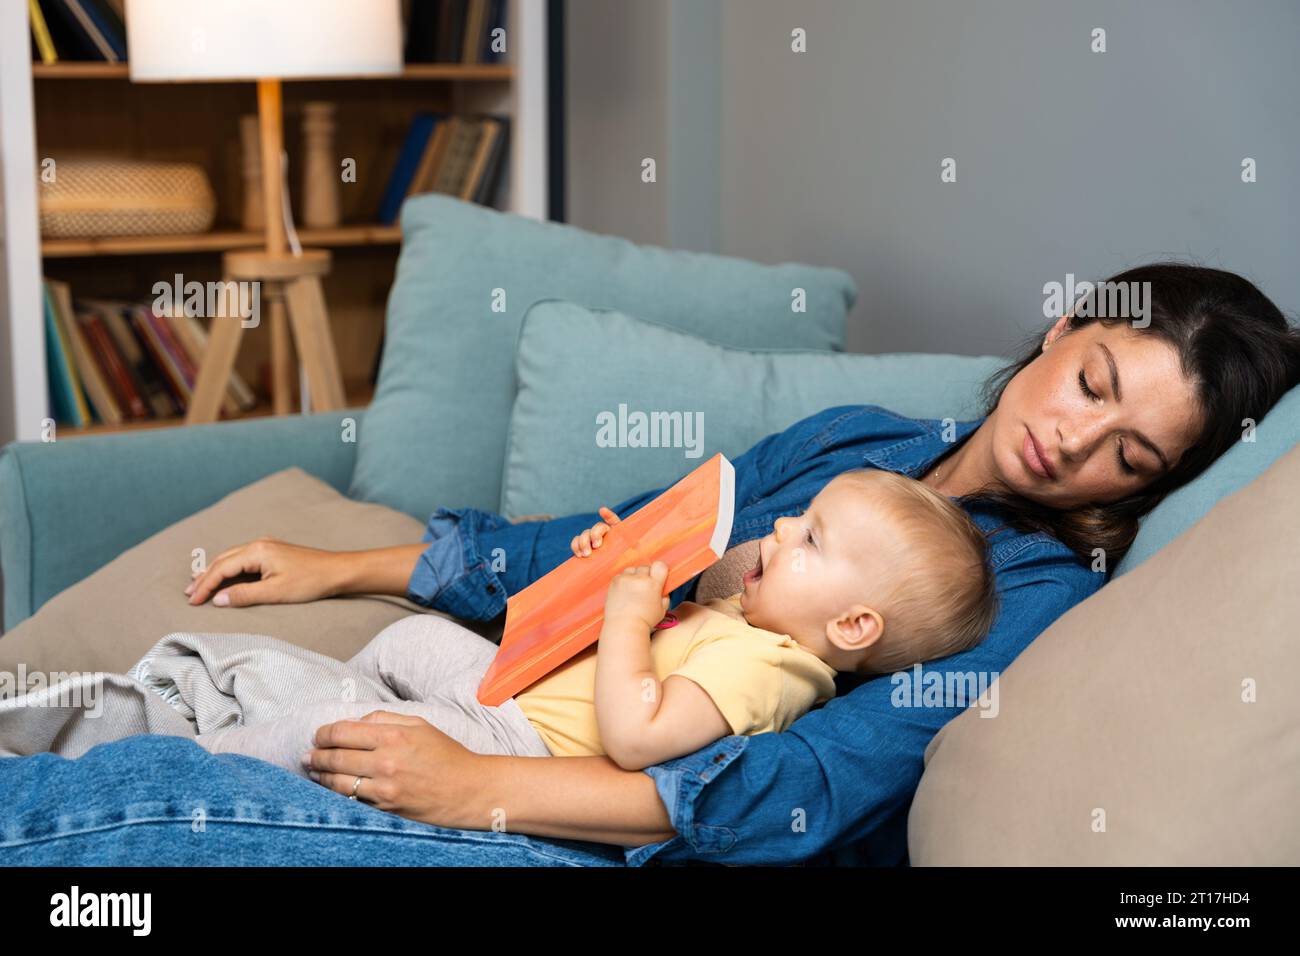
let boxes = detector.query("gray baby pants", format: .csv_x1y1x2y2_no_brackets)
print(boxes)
195,614,551,776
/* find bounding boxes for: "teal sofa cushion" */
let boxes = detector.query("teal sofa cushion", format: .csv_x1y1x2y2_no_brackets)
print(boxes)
1115,383,1300,576
501,301,1003,517
350,195,856,520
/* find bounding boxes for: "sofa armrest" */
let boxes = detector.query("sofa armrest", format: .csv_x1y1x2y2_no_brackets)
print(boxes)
0,410,362,630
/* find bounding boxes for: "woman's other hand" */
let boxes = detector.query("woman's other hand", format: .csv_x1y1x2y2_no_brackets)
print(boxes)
304,711,678,846
303,711,485,827
185,537,347,608
570,506,621,557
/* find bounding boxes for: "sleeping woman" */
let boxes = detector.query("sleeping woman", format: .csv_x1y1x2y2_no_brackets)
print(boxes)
7,263,1300,866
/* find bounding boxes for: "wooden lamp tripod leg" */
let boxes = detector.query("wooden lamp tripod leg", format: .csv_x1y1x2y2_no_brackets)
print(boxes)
185,279,245,425
268,285,294,415
284,275,346,411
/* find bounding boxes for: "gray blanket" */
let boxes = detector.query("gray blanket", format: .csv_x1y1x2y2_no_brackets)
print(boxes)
0,632,399,759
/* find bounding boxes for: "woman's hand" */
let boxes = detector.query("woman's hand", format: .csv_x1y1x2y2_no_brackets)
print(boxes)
303,711,487,828
305,710,678,845
571,506,621,557
185,537,348,608
603,561,670,631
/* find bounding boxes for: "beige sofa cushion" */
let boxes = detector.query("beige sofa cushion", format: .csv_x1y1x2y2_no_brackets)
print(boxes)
0,468,439,675
908,442,1300,865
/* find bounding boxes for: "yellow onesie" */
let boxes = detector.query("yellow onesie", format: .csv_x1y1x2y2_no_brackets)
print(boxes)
515,595,838,758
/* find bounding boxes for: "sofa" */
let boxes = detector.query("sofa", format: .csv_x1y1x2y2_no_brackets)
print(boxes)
1,195,1297,864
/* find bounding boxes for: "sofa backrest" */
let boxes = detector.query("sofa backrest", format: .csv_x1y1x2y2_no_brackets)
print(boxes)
501,301,1004,516
349,195,858,520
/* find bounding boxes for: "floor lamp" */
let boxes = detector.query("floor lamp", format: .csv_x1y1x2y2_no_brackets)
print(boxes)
124,0,403,423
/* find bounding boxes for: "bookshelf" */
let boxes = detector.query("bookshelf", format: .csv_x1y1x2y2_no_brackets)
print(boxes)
0,1,551,445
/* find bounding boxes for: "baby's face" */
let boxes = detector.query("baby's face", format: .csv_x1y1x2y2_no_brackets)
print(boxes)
738,473,896,648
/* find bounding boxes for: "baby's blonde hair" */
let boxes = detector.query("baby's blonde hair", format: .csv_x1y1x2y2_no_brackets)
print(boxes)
835,470,999,674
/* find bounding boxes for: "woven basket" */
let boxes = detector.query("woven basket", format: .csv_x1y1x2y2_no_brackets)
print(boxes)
39,158,217,238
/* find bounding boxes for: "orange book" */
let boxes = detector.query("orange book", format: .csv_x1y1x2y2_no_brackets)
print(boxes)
477,453,736,706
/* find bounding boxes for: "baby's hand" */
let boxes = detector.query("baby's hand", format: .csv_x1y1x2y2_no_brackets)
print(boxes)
603,561,670,631
571,507,621,557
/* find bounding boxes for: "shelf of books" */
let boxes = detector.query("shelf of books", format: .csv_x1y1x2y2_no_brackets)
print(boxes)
22,0,536,440
41,276,384,437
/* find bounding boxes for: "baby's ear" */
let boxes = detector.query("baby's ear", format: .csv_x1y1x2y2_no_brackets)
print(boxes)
825,605,884,653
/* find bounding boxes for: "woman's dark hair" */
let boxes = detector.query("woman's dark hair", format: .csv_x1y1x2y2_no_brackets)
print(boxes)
969,262,1300,563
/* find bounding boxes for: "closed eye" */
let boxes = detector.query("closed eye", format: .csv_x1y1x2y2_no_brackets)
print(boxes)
1081,370,1140,474
1117,439,1137,475
794,507,817,547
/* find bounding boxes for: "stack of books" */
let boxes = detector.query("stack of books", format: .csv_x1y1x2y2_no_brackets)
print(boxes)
404,0,508,65
377,113,509,224
43,279,258,428
29,0,128,64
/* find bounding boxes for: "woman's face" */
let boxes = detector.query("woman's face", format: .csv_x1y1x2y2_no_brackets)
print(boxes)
987,317,1205,509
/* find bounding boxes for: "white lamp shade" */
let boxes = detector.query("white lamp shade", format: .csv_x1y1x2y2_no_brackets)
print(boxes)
126,0,403,82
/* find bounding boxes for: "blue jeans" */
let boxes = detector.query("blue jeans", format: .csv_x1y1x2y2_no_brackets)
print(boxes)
0,735,626,866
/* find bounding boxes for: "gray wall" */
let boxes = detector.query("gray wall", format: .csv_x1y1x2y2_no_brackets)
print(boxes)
565,0,670,246
567,0,1300,356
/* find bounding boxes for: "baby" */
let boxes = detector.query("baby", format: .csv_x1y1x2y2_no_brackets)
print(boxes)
196,469,999,773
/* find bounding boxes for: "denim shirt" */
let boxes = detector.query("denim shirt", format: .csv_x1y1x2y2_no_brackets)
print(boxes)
407,405,1105,866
